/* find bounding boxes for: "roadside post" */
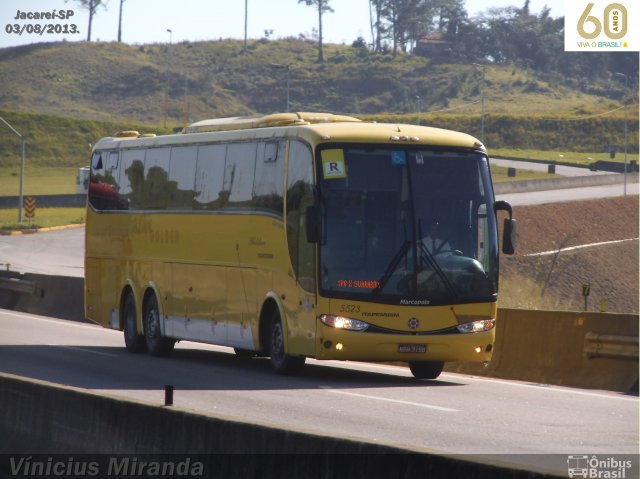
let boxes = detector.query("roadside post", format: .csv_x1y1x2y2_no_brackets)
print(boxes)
24,196,36,228
0,115,26,223
582,283,591,311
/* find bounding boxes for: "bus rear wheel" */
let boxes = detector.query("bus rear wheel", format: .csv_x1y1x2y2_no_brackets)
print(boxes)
143,294,175,357
409,361,444,380
268,310,305,375
123,292,146,353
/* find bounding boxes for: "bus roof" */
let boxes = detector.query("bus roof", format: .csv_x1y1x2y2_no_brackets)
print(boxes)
93,112,484,151
182,112,362,133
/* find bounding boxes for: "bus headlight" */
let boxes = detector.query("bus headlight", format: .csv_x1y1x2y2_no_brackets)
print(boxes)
456,319,495,334
320,315,370,332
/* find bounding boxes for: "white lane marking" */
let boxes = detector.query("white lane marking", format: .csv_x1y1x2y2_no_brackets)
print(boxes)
524,237,639,257
451,374,639,402
47,344,119,357
319,386,460,412
315,361,637,403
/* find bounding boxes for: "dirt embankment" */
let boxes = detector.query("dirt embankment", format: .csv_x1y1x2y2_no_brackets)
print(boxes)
500,195,639,314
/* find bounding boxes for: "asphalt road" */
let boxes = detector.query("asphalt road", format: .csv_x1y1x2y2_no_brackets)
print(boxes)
0,310,637,476
497,182,639,206
0,226,84,277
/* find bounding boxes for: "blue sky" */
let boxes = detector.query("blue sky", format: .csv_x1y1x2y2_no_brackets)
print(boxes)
1,0,564,48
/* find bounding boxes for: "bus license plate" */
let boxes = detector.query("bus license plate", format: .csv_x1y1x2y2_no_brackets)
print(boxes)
398,344,427,353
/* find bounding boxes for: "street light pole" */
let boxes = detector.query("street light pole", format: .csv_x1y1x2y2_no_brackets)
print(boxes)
0,115,25,223
164,28,173,128
244,0,248,53
614,72,628,196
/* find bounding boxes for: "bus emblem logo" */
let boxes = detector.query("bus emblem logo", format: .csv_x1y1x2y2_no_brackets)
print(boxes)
408,318,420,329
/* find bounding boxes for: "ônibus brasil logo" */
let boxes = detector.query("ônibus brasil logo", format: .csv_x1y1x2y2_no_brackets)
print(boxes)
567,455,634,478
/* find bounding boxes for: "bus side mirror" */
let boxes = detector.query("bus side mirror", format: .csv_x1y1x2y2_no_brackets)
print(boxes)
502,218,517,255
494,200,516,255
305,206,319,243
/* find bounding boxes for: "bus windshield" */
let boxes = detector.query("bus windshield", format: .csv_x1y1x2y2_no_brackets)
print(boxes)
317,146,499,306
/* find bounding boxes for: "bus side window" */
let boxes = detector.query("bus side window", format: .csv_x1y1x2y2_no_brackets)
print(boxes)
168,146,198,210
224,143,258,208
106,152,119,171
89,151,121,210
253,141,285,216
143,147,171,210
117,150,145,210
286,141,315,293
195,144,226,210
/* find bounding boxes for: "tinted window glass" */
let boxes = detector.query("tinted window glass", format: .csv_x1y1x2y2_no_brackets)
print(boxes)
317,147,498,305
253,141,285,216
118,149,145,210
168,146,198,210
195,144,226,210
142,147,170,210
89,151,124,210
90,140,290,217
224,143,257,207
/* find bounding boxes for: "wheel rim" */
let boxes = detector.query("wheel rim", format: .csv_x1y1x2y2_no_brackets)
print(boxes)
147,306,160,340
271,322,284,362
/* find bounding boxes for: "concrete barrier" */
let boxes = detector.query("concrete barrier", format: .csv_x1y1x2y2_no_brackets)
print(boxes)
0,271,84,322
445,309,639,393
0,373,559,478
494,156,640,174
493,173,637,194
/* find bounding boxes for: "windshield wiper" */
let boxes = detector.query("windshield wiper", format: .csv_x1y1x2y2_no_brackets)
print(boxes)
416,219,459,301
373,239,411,296
374,218,411,295
416,239,459,301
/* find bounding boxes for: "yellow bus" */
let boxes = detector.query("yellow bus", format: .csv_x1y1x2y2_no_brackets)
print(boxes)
85,112,516,379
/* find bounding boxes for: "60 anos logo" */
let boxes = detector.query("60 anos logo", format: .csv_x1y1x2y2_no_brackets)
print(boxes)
565,0,637,51
577,2,627,40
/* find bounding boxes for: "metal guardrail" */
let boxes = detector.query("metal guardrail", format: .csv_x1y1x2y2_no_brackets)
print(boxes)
584,332,639,360
0,277,38,296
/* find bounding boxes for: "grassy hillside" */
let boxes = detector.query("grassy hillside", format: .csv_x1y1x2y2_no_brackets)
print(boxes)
0,109,172,169
1,40,636,124
0,39,637,172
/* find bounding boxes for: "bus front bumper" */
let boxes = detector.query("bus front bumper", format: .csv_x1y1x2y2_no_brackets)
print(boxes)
314,324,495,363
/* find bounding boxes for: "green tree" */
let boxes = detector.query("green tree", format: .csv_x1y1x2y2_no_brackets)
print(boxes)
434,0,467,37
298,0,334,63
369,0,385,52
395,0,432,53
376,0,460,55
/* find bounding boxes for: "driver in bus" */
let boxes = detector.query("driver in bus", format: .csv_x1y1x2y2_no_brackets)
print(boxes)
422,220,459,256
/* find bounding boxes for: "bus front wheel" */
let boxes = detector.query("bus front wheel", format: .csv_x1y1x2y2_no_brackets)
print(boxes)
123,292,146,353
268,310,305,375
409,361,444,380
143,294,175,357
